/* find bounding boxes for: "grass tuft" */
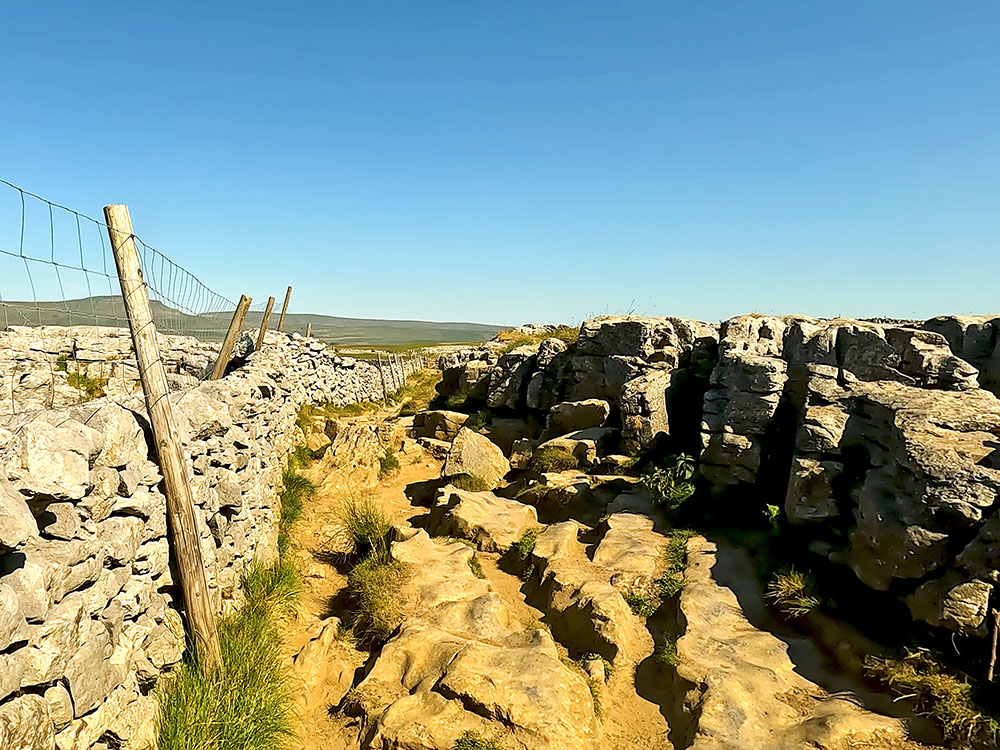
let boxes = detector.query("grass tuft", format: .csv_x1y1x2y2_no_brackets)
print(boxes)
156,562,297,750
393,368,442,416
378,448,400,479
513,527,539,562
866,649,999,745
657,529,694,599
765,569,821,618
453,730,506,750
654,637,679,667
451,473,492,492
347,555,406,646
495,325,579,354
528,445,578,473
468,553,485,579
622,588,659,617
336,495,392,561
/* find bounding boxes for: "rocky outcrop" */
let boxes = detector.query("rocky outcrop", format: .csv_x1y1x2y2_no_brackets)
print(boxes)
677,536,917,750
442,428,510,489
428,486,538,553
353,529,601,749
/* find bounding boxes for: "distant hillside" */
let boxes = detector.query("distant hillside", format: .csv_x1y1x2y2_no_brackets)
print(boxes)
0,296,504,346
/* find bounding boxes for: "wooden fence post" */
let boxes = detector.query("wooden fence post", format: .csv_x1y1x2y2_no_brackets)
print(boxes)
376,351,389,403
988,609,999,681
210,294,252,381
305,322,312,338
277,286,292,332
104,204,224,678
256,295,275,350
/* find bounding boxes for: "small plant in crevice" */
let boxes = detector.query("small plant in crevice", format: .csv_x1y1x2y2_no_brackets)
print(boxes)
467,552,486,579
378,448,400,479
623,587,659,618
654,637,679,668
453,730,506,750
451,473,491,492
641,454,696,510
763,503,781,530
513,527,539,563
866,648,999,746
346,554,406,647
584,653,613,681
55,352,70,372
464,409,493,433
529,445,579,473
336,494,392,562
288,444,314,470
765,569,821,619
657,529,694,599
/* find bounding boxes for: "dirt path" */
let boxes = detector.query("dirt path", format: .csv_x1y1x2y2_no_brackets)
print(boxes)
282,414,674,750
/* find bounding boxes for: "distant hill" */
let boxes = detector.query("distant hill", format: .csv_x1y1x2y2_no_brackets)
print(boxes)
0,296,505,346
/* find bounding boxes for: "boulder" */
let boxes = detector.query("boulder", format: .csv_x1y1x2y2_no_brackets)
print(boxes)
533,427,616,469
443,429,510,489
0,477,38,550
411,410,469,441
429,486,539,553
545,399,611,438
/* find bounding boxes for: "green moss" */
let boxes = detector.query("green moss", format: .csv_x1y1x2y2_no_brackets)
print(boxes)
453,730,506,750
451,473,492,492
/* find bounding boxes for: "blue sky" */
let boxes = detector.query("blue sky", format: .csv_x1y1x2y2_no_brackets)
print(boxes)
1,1,997,325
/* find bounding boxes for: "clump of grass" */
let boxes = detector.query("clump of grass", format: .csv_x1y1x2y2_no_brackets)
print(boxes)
240,559,300,616
453,730,506,750
496,325,579,354
336,495,392,561
66,368,107,400
654,637,679,667
623,588,659,618
393,368,443,416
465,410,492,432
641,454,696,510
347,555,406,646
866,649,999,745
765,569,821,619
513,527,539,562
529,445,579,473
55,352,70,372
156,558,297,750
468,553,485,579
287,444,315,470
277,466,315,557
451,473,492,492
763,503,781,529
657,529,694,598
379,448,400,479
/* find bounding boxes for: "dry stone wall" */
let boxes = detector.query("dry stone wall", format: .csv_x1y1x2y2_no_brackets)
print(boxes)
435,314,1000,648
0,327,418,750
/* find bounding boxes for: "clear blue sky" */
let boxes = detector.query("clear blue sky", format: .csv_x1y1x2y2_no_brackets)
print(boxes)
1,1,997,325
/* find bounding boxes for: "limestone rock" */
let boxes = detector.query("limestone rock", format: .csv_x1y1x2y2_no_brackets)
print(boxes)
411,410,469,441
443,429,510,489
678,536,913,750
429,486,539,553
0,694,53,750
906,573,993,636
0,476,38,550
534,427,616,469
545,399,611,438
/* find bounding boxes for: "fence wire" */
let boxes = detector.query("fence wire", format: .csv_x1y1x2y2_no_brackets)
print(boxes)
0,178,238,420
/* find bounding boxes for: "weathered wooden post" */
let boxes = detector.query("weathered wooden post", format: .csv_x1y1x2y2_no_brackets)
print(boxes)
211,294,252,381
256,295,275,350
104,204,223,678
989,608,999,681
305,322,312,338
276,286,292,332
376,351,389,403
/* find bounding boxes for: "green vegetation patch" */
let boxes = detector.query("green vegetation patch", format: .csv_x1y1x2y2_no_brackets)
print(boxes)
765,569,821,619
528,445,579,473
866,649,999,745
641,454,696,510
657,529,694,598
379,448,400,479
277,465,315,557
392,368,442,416
453,730,506,750
496,325,580,354
347,554,406,646
337,494,392,561
451,473,492,492
654,637,679,667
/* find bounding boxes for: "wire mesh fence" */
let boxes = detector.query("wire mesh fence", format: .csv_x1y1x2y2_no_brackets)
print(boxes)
0,178,238,420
